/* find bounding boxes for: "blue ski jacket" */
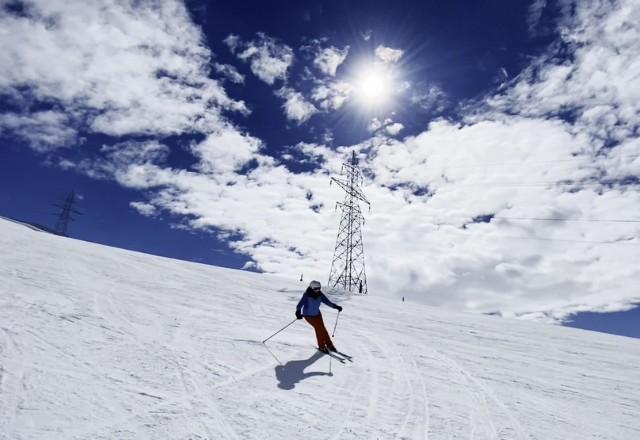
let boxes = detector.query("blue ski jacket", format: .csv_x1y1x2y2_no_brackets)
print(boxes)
296,289,339,317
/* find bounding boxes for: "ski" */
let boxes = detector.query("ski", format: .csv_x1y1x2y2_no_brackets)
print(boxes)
317,348,346,363
333,350,353,361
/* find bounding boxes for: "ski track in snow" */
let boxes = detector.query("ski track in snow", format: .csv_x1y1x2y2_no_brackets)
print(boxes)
1,218,640,439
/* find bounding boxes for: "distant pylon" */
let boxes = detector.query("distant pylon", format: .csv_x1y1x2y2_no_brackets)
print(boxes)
328,151,371,294
53,191,81,236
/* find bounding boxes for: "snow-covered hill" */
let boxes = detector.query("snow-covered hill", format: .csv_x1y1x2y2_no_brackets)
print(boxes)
0,218,638,440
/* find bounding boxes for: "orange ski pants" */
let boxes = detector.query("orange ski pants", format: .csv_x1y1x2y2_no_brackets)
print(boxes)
304,315,333,349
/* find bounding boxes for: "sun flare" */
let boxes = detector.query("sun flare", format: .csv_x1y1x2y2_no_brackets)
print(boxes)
354,64,393,107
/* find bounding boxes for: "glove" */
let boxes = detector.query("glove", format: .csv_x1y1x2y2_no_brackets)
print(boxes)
295,311,303,319
336,305,343,312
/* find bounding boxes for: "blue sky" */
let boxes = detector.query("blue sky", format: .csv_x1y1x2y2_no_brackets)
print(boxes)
1,0,639,338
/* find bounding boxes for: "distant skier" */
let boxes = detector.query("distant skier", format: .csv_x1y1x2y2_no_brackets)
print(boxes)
295,280,342,353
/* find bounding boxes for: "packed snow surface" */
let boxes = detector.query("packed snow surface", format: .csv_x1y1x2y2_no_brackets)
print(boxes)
0,218,639,440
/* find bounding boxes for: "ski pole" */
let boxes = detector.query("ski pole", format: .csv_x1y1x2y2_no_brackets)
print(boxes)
262,318,297,344
331,311,340,337
262,342,284,366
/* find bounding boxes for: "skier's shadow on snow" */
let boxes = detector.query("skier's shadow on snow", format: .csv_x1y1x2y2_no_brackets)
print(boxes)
275,350,331,390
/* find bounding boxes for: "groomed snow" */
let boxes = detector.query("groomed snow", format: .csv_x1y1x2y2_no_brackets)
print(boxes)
0,218,638,439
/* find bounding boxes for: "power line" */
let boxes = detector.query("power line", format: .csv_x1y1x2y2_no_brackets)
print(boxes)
417,223,640,247
398,150,640,247
429,180,640,189
419,218,640,246
492,235,640,246
386,177,640,191
421,214,640,224
492,216,640,223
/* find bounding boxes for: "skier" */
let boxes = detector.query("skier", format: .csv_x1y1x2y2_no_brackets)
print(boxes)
295,280,342,353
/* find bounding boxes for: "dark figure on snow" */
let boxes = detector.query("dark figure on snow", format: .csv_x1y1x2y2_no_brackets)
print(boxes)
295,280,342,353
275,350,331,390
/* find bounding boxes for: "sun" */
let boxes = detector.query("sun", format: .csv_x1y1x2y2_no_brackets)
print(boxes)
354,63,393,108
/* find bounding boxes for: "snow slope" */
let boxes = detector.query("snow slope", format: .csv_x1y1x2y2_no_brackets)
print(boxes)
0,218,639,440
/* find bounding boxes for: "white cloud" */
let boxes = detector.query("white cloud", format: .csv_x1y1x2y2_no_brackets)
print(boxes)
527,0,548,34
486,0,640,143
104,141,169,167
313,45,349,76
130,201,157,216
213,62,245,84
223,34,240,52
0,0,247,149
191,126,263,174
70,140,170,182
367,118,403,136
367,118,385,132
226,33,294,85
0,111,77,151
276,88,318,124
410,85,448,112
101,157,340,275
375,45,404,63
357,115,640,321
311,80,352,111
385,123,404,136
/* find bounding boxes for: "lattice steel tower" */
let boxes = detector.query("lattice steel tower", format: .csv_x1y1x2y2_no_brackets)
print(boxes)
328,151,371,294
54,191,81,236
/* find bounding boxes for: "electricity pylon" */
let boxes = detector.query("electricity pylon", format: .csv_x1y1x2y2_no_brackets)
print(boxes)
53,191,81,236
328,151,371,294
